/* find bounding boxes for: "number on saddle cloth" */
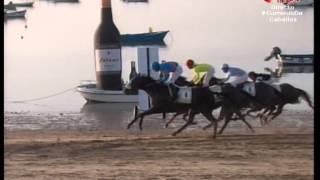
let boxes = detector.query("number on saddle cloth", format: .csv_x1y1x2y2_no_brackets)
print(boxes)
169,85,192,104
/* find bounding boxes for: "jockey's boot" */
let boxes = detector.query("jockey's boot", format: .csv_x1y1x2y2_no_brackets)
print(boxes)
168,83,179,102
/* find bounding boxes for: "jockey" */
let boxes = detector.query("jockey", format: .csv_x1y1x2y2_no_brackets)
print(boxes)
248,71,277,84
221,64,248,88
152,61,183,102
248,71,281,92
186,59,215,87
152,61,183,85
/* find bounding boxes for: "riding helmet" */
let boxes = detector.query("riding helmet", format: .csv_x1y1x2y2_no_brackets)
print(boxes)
248,71,256,78
186,59,194,69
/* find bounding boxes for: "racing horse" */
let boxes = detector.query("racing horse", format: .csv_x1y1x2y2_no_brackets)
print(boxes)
124,74,222,138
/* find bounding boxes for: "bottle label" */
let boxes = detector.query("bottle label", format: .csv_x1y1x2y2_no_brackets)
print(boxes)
95,49,121,72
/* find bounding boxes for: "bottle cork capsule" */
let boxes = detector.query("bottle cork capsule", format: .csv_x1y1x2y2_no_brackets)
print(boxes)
102,0,111,8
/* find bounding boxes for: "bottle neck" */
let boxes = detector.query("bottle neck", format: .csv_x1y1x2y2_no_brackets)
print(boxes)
101,8,113,22
131,62,136,71
101,0,113,22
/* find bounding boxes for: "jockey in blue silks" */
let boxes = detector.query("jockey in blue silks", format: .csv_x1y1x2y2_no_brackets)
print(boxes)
152,61,183,102
152,61,183,85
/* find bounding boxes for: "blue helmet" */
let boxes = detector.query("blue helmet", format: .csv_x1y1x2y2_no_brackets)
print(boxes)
152,62,160,71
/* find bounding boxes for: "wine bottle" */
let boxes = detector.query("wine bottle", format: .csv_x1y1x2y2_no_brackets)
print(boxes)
94,0,122,90
129,61,138,94
129,61,138,80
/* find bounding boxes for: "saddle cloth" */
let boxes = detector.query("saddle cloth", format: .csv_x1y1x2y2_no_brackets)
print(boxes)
174,87,192,104
269,84,281,92
209,83,281,98
241,82,256,96
242,82,281,96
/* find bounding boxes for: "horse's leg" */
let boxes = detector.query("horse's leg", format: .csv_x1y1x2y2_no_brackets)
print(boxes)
139,116,145,131
234,109,255,133
162,112,166,120
172,110,196,136
165,112,184,128
259,108,270,126
203,122,213,130
201,111,218,139
203,105,225,130
182,112,188,120
262,106,276,125
218,120,231,135
216,106,231,134
268,104,284,123
127,107,157,129
246,107,263,118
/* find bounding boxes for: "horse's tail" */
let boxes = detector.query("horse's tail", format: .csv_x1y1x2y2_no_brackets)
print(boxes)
297,89,314,109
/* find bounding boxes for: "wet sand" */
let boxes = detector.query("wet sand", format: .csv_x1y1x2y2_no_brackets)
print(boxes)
4,110,314,180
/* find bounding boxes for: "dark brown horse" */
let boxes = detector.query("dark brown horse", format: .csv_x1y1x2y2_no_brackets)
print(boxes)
124,74,222,138
266,83,313,123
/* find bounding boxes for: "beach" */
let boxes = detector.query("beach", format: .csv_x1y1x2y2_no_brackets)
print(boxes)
4,110,314,180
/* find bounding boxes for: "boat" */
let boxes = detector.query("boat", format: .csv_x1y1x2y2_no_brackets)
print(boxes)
77,81,138,103
4,3,16,10
122,0,148,2
53,0,79,3
284,0,313,6
265,47,313,66
4,1,34,8
12,1,34,7
280,54,313,65
4,9,26,19
282,65,313,73
120,31,169,46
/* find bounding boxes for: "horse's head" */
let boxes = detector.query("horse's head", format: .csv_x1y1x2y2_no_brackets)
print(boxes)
265,46,282,61
124,74,156,94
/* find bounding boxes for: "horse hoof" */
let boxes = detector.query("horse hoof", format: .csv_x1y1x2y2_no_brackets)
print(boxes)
172,133,177,136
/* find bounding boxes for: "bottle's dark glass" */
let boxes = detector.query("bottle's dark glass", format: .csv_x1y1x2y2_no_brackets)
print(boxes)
129,61,138,94
129,61,138,80
94,0,122,90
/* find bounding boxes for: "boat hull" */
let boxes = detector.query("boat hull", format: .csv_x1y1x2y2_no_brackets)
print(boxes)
12,2,34,7
54,0,80,3
120,31,169,46
4,10,26,19
123,0,148,2
281,54,313,65
77,84,138,103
